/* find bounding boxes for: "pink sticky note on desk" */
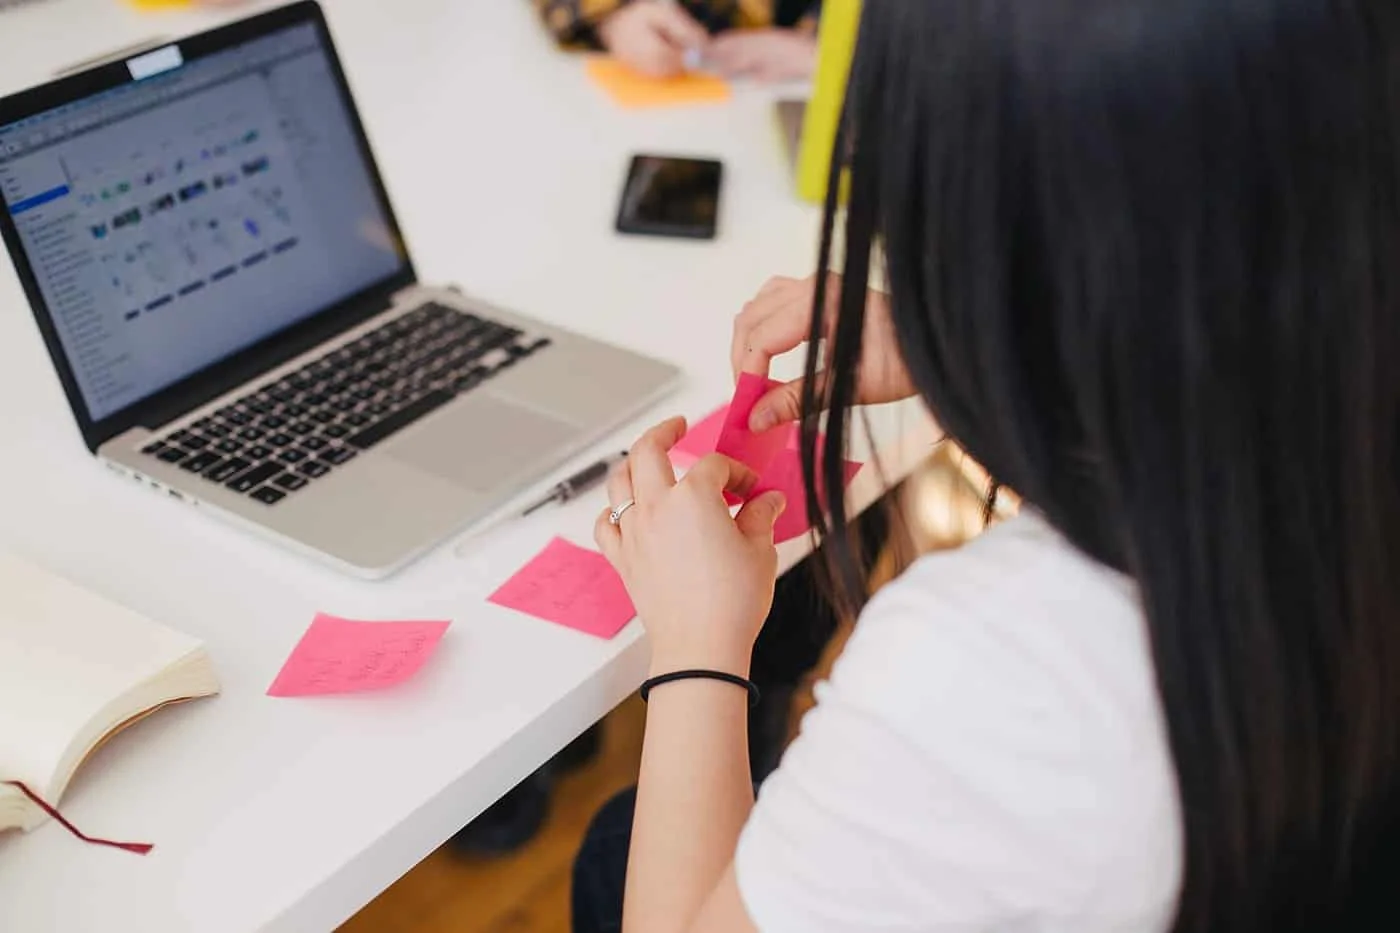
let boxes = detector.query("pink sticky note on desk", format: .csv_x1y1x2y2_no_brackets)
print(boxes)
752,449,864,544
489,537,636,639
267,614,452,697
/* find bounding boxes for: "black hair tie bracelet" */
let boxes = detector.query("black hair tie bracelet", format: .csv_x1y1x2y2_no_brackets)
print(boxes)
640,669,761,708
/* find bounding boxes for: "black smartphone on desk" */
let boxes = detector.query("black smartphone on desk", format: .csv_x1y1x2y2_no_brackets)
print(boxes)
616,155,723,240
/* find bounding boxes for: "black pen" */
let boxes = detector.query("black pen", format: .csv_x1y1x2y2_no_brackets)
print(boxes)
454,451,629,555
521,451,630,515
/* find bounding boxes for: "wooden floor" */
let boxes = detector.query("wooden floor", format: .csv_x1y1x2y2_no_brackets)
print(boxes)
340,697,646,933
341,446,998,933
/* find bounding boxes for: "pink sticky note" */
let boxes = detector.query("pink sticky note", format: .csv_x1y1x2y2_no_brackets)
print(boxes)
267,614,452,697
714,374,795,479
489,537,636,639
752,449,863,544
670,404,728,467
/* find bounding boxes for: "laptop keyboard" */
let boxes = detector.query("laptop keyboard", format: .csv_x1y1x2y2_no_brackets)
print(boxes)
139,301,551,506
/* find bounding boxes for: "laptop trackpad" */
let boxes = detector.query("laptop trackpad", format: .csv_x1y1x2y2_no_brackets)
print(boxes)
383,395,576,492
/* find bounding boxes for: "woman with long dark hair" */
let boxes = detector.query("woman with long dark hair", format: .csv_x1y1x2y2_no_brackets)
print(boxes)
574,0,1400,930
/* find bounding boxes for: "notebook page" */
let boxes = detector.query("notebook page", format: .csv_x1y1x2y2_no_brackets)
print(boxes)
0,554,203,798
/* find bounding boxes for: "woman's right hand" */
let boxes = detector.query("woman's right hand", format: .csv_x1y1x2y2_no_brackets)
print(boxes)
596,0,709,79
731,274,916,432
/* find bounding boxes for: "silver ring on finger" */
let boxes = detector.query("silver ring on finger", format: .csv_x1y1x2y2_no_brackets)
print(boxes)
608,499,637,526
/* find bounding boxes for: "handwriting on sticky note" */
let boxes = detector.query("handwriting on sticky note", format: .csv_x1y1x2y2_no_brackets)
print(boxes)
752,449,863,544
267,615,451,697
489,538,636,639
715,373,795,484
585,57,731,109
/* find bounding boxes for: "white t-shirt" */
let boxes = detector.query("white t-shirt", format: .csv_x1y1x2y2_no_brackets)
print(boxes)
735,510,1183,932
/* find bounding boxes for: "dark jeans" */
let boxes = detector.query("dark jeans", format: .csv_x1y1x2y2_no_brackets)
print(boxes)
571,498,894,933
572,787,638,933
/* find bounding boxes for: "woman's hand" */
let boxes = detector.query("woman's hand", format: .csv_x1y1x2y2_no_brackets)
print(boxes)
597,0,709,78
706,29,817,82
731,274,916,431
595,417,787,676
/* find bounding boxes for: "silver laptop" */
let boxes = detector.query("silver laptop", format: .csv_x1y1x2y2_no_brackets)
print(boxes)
0,2,679,578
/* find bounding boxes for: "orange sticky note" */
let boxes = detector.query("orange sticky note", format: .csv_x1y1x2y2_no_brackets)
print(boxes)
489,537,636,639
585,57,731,109
751,448,862,544
127,0,194,9
267,614,451,697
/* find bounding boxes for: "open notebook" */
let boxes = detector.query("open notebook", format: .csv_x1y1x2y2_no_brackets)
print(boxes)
0,554,220,835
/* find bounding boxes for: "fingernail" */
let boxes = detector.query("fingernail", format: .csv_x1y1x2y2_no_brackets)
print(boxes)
750,407,776,432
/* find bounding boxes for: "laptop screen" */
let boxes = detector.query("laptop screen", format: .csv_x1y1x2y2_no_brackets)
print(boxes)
0,21,406,422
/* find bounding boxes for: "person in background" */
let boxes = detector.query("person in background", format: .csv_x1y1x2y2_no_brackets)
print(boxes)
534,0,822,81
571,0,1400,931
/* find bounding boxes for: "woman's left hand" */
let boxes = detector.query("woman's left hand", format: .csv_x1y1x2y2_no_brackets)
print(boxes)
595,417,788,677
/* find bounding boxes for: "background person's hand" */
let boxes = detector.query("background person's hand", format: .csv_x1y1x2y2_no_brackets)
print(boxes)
596,0,709,78
706,29,817,82
594,418,786,676
732,274,916,432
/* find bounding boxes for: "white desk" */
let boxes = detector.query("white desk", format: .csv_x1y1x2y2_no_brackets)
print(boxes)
0,1,934,930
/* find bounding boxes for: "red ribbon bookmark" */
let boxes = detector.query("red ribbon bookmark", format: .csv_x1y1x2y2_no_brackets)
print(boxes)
4,781,153,855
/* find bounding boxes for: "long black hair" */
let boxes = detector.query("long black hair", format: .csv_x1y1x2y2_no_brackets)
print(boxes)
803,1,1400,929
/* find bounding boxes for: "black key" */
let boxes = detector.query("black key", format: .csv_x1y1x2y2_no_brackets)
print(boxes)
366,402,390,415
332,397,358,412
344,412,370,426
223,408,252,426
300,436,329,451
311,409,337,424
267,433,294,447
282,403,308,418
278,448,307,464
238,426,265,442
205,457,251,483
298,459,331,478
352,386,378,401
192,417,213,430
251,486,286,505
526,337,552,354
323,423,350,439
347,389,454,449
260,415,286,430
180,451,223,473
245,444,274,461
274,472,308,490
180,434,211,451
227,462,282,493
169,429,191,444
158,446,188,464
321,446,358,465
288,421,316,436
267,385,295,402
141,440,164,455
214,438,243,454
204,422,231,438
302,393,327,406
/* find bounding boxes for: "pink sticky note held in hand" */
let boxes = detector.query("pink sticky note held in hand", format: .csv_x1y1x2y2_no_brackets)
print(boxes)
751,449,864,544
489,537,636,639
715,374,794,475
267,614,452,697
669,404,728,468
